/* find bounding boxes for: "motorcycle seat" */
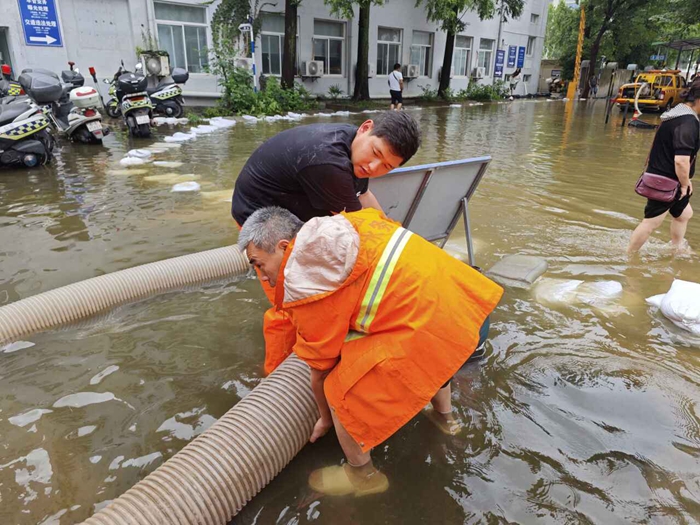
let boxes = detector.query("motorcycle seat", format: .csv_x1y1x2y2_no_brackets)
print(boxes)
0,101,32,126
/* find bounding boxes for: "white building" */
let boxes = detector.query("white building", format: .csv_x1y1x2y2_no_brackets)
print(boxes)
0,0,549,105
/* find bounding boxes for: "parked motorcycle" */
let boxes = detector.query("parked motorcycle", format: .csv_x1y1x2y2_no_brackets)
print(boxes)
0,71,58,168
105,56,188,119
21,65,107,144
142,53,189,118
106,61,153,138
0,64,24,99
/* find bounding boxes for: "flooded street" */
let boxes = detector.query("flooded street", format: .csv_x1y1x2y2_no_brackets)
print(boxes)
1,101,699,524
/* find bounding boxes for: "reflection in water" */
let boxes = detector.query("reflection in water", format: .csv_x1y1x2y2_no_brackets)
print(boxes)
1,103,699,524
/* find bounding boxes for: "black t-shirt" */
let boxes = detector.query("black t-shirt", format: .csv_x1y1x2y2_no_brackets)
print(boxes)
231,124,369,224
647,114,700,181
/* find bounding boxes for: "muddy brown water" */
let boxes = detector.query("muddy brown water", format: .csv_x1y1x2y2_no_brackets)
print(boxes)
1,102,699,524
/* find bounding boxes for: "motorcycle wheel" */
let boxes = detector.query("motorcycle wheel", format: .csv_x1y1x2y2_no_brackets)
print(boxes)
162,102,183,119
137,123,151,138
106,101,121,119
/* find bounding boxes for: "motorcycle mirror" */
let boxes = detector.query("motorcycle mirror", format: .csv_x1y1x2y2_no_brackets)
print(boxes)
68,61,75,70
89,66,97,83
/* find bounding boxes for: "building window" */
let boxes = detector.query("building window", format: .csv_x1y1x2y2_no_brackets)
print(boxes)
155,2,209,74
313,20,344,76
452,35,472,77
410,31,433,77
477,38,494,76
377,27,401,76
530,13,540,24
261,13,285,76
526,36,536,56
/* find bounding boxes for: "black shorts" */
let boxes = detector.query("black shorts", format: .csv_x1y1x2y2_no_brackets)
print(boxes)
390,90,402,104
644,191,692,219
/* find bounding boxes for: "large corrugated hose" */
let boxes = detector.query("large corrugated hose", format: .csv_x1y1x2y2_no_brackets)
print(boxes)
83,354,316,525
0,245,318,524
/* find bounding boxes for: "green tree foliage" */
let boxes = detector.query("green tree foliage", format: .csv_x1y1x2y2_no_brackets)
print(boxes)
417,0,524,99
324,0,385,100
544,0,700,91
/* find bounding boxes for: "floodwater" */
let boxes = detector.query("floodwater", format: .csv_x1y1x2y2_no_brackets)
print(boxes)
1,101,699,524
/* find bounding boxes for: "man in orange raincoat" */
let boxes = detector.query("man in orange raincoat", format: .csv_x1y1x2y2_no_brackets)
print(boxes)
238,206,503,496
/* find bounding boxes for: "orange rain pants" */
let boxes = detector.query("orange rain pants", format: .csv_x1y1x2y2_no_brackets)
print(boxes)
273,208,504,452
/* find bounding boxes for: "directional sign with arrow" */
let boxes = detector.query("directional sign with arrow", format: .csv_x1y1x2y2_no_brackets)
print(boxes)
18,0,63,48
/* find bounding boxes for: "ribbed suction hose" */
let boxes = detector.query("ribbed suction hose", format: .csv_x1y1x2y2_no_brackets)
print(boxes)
0,246,251,345
0,244,319,523
83,354,317,525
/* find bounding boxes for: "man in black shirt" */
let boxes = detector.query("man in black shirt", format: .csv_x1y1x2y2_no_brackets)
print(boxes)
628,82,700,253
232,111,421,225
232,111,421,374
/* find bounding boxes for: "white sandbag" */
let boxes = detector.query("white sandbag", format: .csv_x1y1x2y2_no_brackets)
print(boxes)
575,281,623,306
450,104,462,108
287,112,303,119
362,109,381,114
164,132,196,143
658,280,700,335
127,149,152,159
646,294,665,308
241,115,259,122
332,111,350,116
264,115,281,122
534,278,583,304
152,161,184,168
209,117,236,128
317,112,333,117
152,117,168,126
192,124,217,134
119,156,147,166
171,181,201,192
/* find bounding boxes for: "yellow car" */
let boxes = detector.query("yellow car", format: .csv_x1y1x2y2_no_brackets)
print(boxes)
616,70,687,111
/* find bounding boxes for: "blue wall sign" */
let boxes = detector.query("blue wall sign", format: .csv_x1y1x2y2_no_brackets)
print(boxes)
494,49,505,78
517,46,526,68
507,46,517,68
18,0,63,47
650,54,666,61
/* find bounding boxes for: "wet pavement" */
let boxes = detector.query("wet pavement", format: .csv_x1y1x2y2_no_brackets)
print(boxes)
1,101,699,524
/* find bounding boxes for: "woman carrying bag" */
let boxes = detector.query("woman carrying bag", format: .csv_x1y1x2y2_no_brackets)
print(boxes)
628,80,700,253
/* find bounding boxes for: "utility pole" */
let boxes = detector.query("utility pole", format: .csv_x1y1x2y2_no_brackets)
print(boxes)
494,0,505,86
566,5,585,100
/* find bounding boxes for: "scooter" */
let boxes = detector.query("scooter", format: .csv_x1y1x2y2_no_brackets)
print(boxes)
143,55,189,118
0,64,24,99
111,61,153,138
21,66,107,144
106,59,188,118
0,71,58,168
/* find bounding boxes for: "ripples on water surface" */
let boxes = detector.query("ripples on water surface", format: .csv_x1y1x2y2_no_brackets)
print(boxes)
1,102,699,524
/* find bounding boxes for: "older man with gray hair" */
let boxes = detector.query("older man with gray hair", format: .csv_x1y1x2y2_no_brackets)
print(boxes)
238,206,502,497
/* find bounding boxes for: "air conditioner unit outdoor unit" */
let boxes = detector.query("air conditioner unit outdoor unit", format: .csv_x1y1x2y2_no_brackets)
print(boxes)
403,64,420,78
140,53,170,77
368,62,376,78
234,57,254,73
303,61,324,77
473,67,486,79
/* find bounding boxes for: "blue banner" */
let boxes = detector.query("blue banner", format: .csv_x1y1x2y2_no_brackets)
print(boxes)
18,0,63,47
517,46,526,68
494,49,505,78
507,46,517,68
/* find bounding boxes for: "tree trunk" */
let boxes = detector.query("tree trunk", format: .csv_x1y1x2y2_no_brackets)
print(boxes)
353,3,370,101
581,23,606,99
281,0,298,89
439,29,456,99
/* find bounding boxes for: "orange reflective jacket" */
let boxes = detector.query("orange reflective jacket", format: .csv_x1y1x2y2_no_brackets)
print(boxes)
273,208,503,452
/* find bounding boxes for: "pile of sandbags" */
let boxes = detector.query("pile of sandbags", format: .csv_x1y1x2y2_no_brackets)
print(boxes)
647,280,700,336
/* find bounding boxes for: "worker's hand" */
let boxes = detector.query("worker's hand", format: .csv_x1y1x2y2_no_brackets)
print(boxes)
309,417,333,443
681,182,693,198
